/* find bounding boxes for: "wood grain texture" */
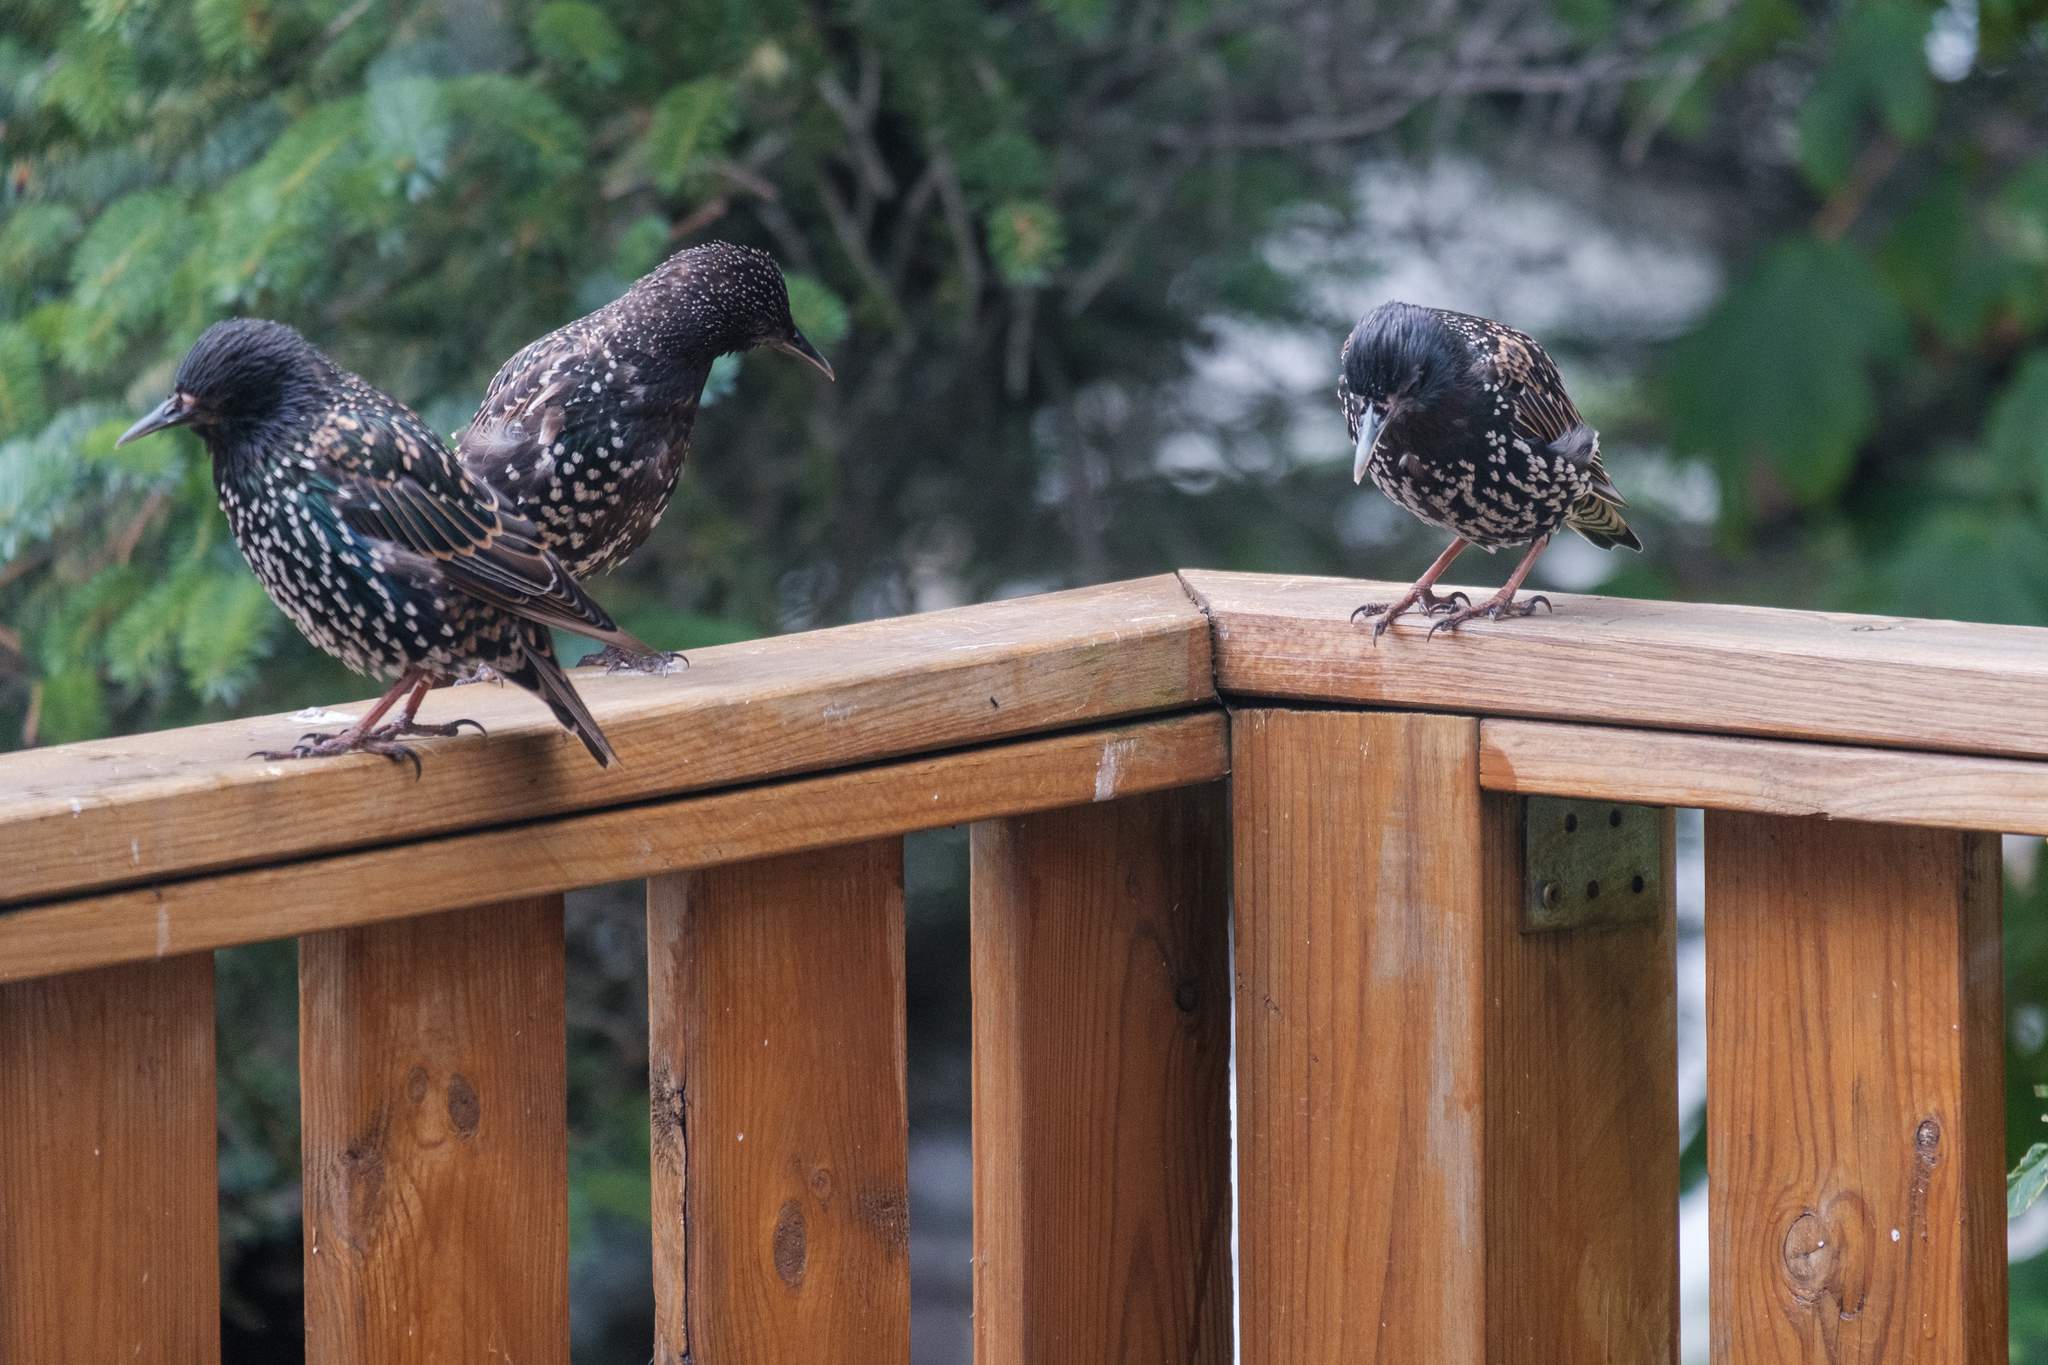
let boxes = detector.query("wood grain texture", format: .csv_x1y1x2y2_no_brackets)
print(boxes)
300,897,569,1365
647,839,909,1365
970,785,1232,1365
1483,791,1678,1364
1232,709,1676,1364
1483,719,2048,834
0,711,1225,985
2,575,1209,905
0,954,218,1365
1706,814,2006,1364
1186,568,2048,761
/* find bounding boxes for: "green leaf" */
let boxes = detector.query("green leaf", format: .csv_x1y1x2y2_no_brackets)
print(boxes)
177,572,276,702
35,665,109,745
958,129,1048,205
366,75,451,200
68,189,198,333
610,214,673,279
0,203,84,302
41,25,139,136
1797,0,1937,191
2014,1143,2048,1220
0,326,47,439
784,273,850,349
532,1,627,84
1668,238,1910,506
1985,350,2048,495
987,198,1066,287
1994,154,2048,265
642,77,737,194
192,0,274,70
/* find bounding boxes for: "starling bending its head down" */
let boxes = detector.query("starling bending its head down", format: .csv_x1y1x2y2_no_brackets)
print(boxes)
459,240,832,670
1336,301,1641,639
119,318,651,768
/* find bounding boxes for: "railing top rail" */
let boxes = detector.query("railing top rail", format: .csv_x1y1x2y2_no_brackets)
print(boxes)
12,567,2048,913
0,575,1211,907
1185,570,2048,762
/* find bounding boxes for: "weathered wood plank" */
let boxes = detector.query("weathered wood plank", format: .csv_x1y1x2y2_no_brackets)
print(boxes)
0,954,219,1365
970,786,1232,1365
2,575,1210,905
1186,569,2048,761
1483,791,1678,1363
1232,708,1676,1363
300,897,569,1365
1706,815,2006,1363
0,711,1224,985
647,839,908,1365
1482,719,2048,834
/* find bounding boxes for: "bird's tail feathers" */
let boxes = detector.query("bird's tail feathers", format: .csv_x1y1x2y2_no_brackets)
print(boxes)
1566,493,1643,552
503,631,619,767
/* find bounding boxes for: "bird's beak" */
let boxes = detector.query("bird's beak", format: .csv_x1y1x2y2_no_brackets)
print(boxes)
117,392,198,448
1352,406,1381,485
773,331,835,382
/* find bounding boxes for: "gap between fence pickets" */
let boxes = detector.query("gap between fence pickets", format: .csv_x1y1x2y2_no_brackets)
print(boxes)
1173,569,1227,701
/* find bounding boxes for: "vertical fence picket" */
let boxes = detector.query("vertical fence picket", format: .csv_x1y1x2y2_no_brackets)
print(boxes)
299,897,570,1365
1706,814,2007,1363
0,953,220,1365
968,784,1233,1365
1231,708,1678,1363
646,838,910,1365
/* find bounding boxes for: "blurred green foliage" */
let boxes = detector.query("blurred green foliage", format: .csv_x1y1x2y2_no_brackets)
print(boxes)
8,0,2048,1358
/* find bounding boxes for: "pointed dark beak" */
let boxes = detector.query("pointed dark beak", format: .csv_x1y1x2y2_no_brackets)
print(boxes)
117,392,198,448
773,331,835,382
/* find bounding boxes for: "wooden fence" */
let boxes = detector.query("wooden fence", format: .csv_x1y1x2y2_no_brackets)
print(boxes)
0,569,2026,1363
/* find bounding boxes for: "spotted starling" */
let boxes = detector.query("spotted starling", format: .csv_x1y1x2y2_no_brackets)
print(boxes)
1337,301,1641,639
118,319,651,768
458,241,833,670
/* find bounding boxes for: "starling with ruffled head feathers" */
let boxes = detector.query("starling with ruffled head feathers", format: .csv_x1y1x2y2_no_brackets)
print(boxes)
459,240,833,670
1337,302,1641,639
119,319,650,768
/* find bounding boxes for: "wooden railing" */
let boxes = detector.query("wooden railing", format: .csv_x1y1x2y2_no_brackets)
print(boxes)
0,569,2023,1363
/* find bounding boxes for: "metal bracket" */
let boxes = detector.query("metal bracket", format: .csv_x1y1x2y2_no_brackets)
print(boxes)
1523,796,1665,932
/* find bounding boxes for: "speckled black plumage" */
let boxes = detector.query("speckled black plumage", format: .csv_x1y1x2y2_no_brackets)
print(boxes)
1337,302,1640,636
119,319,645,767
459,241,830,585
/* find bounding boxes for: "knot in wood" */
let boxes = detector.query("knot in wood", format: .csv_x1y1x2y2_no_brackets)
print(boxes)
1783,1212,1836,1298
772,1200,808,1288
445,1072,481,1138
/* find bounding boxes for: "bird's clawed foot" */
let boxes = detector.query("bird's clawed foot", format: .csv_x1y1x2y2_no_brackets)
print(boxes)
576,645,688,675
250,717,485,777
1426,592,1554,638
1350,587,1472,642
252,729,426,779
451,665,502,687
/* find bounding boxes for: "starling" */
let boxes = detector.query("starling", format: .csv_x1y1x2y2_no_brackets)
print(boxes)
1337,301,1641,639
118,318,651,769
458,240,833,670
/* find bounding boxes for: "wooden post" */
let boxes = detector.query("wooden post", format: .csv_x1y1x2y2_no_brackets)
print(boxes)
969,785,1233,1365
646,838,910,1365
0,954,220,1365
1231,708,1677,1363
1706,814,2006,1362
299,897,569,1365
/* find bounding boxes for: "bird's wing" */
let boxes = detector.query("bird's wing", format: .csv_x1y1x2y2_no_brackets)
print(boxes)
1464,319,1584,449
1460,313,1629,508
316,399,650,651
458,322,671,471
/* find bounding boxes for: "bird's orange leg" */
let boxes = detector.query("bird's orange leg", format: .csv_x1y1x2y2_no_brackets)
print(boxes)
1351,536,1472,642
378,673,485,741
1428,534,1555,638
253,669,483,777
